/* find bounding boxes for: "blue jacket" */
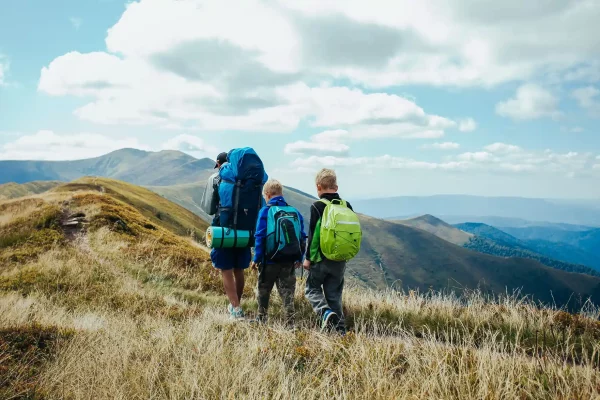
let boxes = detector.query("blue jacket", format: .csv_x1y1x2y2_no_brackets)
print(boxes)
253,196,307,263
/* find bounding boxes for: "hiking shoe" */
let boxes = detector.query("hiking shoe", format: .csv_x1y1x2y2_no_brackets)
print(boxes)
229,306,245,320
321,309,338,332
249,315,267,325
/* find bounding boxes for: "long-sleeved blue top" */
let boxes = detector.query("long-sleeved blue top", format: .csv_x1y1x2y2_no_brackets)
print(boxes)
253,195,307,263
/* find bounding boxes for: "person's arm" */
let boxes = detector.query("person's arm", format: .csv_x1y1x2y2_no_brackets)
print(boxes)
305,203,319,263
298,211,307,260
253,207,268,263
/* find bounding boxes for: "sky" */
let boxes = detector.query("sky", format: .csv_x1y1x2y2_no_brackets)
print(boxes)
1,0,600,199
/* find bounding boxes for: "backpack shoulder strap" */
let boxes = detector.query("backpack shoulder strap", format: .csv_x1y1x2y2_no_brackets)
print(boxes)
322,198,346,207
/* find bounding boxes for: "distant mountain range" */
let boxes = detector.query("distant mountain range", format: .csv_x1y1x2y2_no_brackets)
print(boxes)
0,148,215,186
394,215,599,277
454,222,600,276
3,149,600,308
353,195,600,226
438,215,596,231
500,225,600,270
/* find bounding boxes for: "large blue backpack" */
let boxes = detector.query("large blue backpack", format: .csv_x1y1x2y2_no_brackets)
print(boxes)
265,204,303,262
217,148,268,246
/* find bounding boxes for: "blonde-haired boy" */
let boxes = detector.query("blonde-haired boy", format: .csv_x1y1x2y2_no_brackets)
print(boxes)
251,179,306,326
303,168,354,333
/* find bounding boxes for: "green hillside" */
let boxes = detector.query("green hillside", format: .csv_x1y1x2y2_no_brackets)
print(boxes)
393,214,473,246
0,181,63,200
52,177,209,237
0,149,215,186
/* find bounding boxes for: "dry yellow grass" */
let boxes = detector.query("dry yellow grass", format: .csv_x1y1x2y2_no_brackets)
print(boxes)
2,184,600,399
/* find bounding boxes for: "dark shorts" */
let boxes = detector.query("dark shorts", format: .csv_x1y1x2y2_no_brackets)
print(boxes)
211,248,251,271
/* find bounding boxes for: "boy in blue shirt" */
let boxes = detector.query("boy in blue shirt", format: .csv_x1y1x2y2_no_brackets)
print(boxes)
250,179,306,327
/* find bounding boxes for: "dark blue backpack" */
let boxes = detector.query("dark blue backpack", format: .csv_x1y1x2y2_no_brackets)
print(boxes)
266,204,303,262
217,148,268,245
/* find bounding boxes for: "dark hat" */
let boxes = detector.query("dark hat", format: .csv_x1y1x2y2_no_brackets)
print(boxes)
214,152,228,169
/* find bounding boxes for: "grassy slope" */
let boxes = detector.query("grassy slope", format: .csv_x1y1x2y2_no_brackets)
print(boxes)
2,181,600,398
52,177,209,237
0,181,63,200
393,214,473,246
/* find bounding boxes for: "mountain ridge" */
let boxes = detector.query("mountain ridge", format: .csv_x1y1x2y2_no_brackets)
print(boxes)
0,148,215,186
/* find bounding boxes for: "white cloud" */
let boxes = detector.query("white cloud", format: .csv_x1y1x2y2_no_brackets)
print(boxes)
38,0,600,133
496,84,561,121
280,0,600,87
40,52,457,135
0,131,149,161
571,86,600,116
284,130,350,156
458,118,477,132
421,142,460,150
161,134,217,156
290,145,596,177
484,143,522,154
457,151,493,162
70,17,82,30
565,62,600,83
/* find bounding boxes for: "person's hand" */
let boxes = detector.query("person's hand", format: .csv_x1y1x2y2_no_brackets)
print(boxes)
303,259,311,271
250,261,259,271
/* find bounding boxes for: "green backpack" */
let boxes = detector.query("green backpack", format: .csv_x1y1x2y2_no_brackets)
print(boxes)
319,199,362,261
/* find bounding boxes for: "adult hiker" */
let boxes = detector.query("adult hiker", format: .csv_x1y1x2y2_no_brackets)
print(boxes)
303,168,362,333
250,179,306,327
204,149,268,320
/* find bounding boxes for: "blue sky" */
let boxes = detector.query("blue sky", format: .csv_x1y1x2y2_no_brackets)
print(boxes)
1,0,600,199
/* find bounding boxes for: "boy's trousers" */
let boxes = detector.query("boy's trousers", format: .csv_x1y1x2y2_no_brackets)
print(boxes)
304,259,346,330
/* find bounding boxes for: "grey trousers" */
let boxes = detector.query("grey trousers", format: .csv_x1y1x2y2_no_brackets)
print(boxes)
257,262,296,324
304,259,346,330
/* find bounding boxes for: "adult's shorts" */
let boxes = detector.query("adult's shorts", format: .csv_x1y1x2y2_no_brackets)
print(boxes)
210,247,252,271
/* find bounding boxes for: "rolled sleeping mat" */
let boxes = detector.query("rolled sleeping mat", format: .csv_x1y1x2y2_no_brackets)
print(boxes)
206,227,251,248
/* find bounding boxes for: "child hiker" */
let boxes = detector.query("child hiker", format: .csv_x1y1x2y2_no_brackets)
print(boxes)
303,168,361,334
251,179,306,327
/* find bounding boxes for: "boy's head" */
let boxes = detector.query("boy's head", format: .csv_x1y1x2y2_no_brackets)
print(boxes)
315,168,338,196
263,179,283,202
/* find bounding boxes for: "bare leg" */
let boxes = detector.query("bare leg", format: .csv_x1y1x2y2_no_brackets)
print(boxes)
234,268,245,302
222,270,240,307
